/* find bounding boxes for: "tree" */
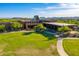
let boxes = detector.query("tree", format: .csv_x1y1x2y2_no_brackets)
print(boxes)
0,25,5,32
58,26,72,33
34,24,46,32
12,22,23,31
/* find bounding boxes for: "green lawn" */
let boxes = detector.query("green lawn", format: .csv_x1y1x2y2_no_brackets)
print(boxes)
0,31,58,56
63,39,79,56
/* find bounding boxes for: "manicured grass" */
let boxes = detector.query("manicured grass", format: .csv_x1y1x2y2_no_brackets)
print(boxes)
63,39,79,56
0,31,58,56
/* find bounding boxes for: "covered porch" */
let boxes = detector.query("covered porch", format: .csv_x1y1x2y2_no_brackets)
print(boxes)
43,22,76,32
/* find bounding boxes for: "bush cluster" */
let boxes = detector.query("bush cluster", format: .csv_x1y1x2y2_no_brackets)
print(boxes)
0,22,23,33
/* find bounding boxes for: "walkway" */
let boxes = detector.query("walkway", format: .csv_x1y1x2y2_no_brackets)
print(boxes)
57,37,68,56
0,30,33,34
63,38,79,39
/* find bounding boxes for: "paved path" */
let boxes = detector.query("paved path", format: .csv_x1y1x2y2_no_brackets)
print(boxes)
57,37,68,56
63,38,79,39
0,30,33,34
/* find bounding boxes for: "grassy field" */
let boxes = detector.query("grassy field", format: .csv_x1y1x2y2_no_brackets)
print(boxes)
0,31,58,56
63,39,79,56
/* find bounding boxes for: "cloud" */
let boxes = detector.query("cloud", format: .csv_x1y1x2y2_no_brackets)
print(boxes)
32,3,79,17
60,3,79,8
33,3,79,11
51,9,79,17
46,6,54,10
39,11,46,14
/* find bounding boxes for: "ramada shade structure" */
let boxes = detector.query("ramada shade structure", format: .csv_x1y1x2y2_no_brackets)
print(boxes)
43,22,75,27
43,22,76,31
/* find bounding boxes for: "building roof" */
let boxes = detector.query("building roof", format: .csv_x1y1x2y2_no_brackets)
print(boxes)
44,22,75,26
19,20,38,22
0,22,12,25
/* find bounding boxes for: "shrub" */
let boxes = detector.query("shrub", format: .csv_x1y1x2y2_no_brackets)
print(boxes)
34,24,46,33
12,22,23,31
58,26,72,33
0,25,5,32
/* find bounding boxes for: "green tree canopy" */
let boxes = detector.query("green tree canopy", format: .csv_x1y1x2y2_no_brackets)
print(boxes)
0,25,5,32
34,24,46,30
58,26,72,32
34,24,46,32
12,22,23,30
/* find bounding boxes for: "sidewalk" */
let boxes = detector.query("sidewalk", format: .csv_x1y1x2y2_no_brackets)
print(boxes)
57,37,68,56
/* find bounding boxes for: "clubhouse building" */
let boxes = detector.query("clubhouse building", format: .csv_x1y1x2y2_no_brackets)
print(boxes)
19,20,76,31
0,15,77,32
18,15,76,31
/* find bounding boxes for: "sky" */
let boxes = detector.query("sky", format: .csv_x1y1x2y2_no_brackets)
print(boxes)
0,3,79,18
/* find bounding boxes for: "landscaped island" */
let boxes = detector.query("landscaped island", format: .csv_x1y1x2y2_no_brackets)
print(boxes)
63,39,79,56
0,31,58,56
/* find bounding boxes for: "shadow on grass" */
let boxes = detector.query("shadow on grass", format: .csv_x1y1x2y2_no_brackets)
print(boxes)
23,30,56,41
40,31,56,41
23,32,34,35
